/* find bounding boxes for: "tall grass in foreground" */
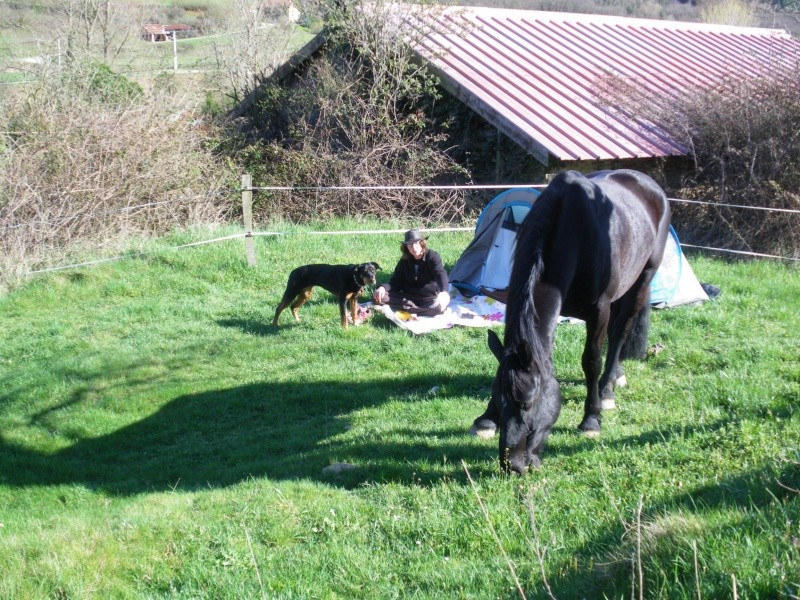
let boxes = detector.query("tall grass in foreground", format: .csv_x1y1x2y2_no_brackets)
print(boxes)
0,222,798,599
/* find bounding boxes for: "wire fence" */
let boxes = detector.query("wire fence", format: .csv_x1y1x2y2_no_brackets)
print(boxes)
5,186,800,235
6,181,800,278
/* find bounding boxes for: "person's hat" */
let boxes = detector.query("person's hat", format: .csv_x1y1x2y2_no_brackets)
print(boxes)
402,229,428,245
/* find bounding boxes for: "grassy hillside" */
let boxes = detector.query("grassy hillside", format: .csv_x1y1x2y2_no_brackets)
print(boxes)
0,222,798,598
0,0,317,85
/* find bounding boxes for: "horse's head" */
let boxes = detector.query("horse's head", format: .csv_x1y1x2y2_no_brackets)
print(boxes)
488,329,561,475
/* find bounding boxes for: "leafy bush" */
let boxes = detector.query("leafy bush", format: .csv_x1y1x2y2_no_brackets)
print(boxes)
77,61,143,104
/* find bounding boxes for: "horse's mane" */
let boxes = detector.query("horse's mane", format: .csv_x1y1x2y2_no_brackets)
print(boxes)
503,173,572,367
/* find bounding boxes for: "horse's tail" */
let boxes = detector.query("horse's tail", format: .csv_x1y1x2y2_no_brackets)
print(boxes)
620,295,651,360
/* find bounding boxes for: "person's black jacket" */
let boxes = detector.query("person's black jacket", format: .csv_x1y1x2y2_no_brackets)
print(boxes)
385,249,448,302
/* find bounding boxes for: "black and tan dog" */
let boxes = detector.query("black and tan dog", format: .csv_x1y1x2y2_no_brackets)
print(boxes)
273,262,381,328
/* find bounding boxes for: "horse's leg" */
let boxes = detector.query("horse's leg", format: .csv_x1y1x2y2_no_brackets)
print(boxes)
619,300,651,362
606,300,651,394
598,300,630,409
599,277,653,407
578,305,609,435
471,385,501,439
598,302,631,410
469,397,500,439
470,330,505,438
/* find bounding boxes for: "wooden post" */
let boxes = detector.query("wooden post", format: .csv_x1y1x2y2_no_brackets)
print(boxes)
242,174,256,267
172,31,178,71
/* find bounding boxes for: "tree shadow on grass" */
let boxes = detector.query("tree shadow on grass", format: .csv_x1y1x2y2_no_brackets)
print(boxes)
3,360,773,497
0,373,502,495
3,364,795,596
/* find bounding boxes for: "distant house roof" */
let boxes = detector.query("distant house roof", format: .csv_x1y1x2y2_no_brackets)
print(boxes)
402,7,800,165
142,23,192,40
143,24,162,36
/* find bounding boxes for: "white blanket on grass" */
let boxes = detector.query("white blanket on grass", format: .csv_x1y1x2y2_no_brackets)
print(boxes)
372,289,506,335
372,288,583,335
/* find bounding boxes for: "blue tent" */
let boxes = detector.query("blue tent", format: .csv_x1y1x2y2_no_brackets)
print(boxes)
449,188,540,296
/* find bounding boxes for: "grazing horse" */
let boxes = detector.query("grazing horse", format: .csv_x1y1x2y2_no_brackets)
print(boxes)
470,170,671,474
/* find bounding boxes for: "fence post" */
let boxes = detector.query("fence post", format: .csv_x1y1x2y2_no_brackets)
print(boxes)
242,173,256,267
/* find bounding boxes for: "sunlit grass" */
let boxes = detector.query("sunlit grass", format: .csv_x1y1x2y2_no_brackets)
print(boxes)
0,223,798,598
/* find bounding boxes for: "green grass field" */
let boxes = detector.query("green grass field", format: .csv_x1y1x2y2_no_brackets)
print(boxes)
1,222,798,598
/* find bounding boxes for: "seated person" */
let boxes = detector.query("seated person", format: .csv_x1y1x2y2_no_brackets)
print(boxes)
373,229,450,316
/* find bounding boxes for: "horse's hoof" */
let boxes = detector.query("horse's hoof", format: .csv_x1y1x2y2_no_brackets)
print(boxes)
578,416,601,436
601,398,616,410
469,424,496,439
615,375,627,388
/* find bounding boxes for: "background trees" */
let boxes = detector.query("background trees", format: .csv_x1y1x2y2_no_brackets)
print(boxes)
1,0,798,287
226,0,472,223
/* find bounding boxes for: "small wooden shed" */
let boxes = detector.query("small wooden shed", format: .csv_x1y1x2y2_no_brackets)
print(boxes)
142,24,192,42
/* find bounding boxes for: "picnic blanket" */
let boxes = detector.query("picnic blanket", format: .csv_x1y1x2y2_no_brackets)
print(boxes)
372,288,505,335
371,287,583,335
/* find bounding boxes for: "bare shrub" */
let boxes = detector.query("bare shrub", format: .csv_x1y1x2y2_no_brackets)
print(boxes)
700,0,760,26
600,65,800,258
0,59,236,284
230,0,471,224
49,0,145,62
210,0,302,105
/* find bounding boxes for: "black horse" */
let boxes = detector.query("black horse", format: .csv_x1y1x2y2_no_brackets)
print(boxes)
470,170,671,474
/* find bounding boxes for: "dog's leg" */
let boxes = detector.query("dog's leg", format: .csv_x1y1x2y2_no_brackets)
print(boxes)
349,293,359,325
339,295,349,328
291,288,313,322
272,300,291,326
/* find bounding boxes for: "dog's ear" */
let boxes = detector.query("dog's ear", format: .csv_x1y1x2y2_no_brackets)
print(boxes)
371,262,382,271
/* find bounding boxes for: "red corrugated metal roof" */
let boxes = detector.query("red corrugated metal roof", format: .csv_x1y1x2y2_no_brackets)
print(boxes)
143,23,191,36
143,24,165,35
402,7,800,164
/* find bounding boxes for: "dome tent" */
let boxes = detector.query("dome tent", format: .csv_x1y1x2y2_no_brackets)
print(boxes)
649,225,709,308
449,188,540,297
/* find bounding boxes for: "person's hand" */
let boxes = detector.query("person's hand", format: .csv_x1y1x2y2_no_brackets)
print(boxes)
434,291,450,308
373,286,387,304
